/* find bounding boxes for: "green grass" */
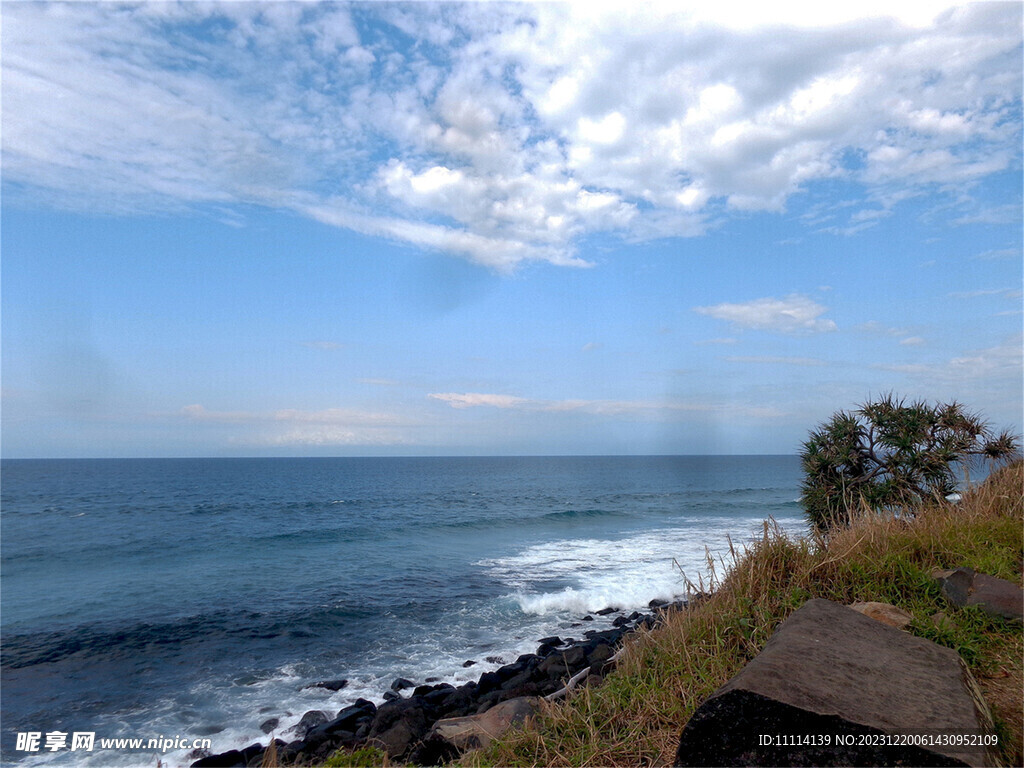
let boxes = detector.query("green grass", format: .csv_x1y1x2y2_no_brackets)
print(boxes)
322,746,390,767
468,460,1023,768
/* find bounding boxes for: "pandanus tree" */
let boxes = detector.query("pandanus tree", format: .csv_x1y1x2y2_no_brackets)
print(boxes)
800,395,1019,532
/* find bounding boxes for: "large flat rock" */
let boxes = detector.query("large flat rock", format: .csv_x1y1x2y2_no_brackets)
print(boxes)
675,599,996,767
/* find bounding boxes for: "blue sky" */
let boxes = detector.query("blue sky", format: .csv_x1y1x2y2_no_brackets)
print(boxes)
2,1,1021,458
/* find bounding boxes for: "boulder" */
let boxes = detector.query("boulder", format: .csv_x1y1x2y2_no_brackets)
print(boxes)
285,710,328,739
258,717,279,734
675,598,996,767
391,677,415,691
428,696,541,752
933,567,1023,622
191,750,246,768
848,601,913,629
367,698,429,760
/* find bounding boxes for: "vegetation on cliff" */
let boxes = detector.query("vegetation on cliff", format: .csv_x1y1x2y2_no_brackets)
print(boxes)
800,395,1019,532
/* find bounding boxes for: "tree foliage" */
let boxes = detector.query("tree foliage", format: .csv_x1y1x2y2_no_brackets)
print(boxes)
801,395,1019,532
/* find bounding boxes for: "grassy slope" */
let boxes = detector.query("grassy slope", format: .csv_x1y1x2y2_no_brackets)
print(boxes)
468,461,1023,768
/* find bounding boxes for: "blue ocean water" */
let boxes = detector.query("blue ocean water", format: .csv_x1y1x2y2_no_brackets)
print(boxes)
1,456,805,766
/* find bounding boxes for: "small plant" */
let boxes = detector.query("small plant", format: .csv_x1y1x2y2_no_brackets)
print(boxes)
800,395,1018,532
322,746,389,767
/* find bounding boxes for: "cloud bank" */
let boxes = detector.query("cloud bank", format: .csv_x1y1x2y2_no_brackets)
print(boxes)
3,2,1020,269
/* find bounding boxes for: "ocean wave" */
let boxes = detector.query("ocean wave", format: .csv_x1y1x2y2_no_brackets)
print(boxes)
539,507,631,522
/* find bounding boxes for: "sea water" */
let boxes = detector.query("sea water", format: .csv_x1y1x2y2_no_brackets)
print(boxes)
1,456,805,766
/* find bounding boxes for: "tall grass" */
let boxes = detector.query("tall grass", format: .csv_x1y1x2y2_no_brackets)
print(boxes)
469,461,1023,768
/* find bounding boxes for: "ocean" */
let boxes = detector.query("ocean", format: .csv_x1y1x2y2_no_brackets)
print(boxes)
1,456,806,767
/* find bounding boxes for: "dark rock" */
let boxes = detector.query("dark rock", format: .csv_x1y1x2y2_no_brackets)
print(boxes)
426,677,441,682
970,573,1024,621
367,698,431,759
383,690,401,702
287,710,328,739
563,645,587,668
485,656,505,664
649,598,669,608
476,670,501,695
391,677,415,691
538,635,563,646
423,685,457,711
462,659,476,667
500,670,535,691
305,678,348,691
675,598,996,767
307,700,376,742
536,642,558,656
628,611,641,621
187,747,212,761
414,684,437,697
934,567,975,607
191,750,246,768
538,645,588,677
612,615,631,627
582,614,594,621
495,661,528,682
595,606,619,615
475,690,502,710
277,740,306,764
407,733,462,766
588,642,615,666
240,743,264,764
933,567,1024,622
259,717,279,734
515,653,537,664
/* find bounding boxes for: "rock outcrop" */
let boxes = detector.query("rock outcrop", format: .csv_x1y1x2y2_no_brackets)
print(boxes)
675,598,996,767
426,696,541,751
933,567,1024,622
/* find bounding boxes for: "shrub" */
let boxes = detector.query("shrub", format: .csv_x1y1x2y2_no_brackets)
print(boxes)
800,395,1018,532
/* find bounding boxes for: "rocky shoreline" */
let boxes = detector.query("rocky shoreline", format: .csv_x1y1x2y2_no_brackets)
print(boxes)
190,598,693,767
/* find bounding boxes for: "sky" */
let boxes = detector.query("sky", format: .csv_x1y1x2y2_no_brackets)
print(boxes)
1,0,1021,458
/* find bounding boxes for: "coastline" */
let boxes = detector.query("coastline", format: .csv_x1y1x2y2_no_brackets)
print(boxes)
190,599,693,767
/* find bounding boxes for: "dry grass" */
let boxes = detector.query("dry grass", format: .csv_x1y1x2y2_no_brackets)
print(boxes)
468,461,1023,768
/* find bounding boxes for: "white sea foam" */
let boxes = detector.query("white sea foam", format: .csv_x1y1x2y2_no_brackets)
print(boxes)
481,517,806,617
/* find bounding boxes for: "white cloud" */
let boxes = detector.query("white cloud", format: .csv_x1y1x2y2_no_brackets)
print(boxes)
899,336,926,346
179,403,413,446
694,294,838,334
874,336,1023,383
428,393,532,410
427,391,780,419
2,2,1020,268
